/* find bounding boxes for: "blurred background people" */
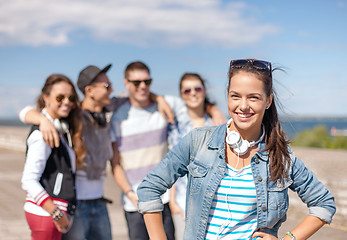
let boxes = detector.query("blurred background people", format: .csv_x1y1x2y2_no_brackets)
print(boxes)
110,61,178,240
19,63,175,240
61,64,115,240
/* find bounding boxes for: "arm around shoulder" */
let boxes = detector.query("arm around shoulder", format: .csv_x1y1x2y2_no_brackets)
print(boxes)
19,106,59,148
206,104,226,125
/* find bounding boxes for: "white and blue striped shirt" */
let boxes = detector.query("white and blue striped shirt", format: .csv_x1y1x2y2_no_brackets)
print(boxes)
205,164,257,240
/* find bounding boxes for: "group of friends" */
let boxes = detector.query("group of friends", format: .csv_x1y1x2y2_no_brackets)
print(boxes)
20,59,336,240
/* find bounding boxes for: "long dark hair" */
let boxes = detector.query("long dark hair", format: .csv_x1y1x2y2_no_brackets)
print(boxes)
179,73,215,114
228,63,290,182
37,74,86,169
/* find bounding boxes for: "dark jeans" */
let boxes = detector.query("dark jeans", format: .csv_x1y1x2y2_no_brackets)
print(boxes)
62,199,112,240
124,203,175,240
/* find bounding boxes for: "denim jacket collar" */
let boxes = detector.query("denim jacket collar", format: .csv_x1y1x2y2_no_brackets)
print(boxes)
207,123,269,161
206,124,226,151
255,141,269,162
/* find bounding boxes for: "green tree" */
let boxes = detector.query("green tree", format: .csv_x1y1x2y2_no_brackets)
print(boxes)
291,125,347,150
292,125,332,148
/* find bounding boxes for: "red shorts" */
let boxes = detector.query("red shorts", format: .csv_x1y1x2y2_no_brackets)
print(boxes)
25,211,62,240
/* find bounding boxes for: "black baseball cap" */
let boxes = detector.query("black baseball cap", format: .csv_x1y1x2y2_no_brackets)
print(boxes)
77,64,112,93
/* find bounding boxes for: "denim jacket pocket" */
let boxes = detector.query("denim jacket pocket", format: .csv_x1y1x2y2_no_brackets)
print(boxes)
187,160,209,193
267,179,292,220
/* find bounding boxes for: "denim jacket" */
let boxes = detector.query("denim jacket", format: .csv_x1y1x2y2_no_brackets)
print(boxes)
137,124,336,240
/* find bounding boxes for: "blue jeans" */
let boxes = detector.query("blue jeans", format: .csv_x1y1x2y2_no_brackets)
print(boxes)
124,203,175,240
62,199,112,240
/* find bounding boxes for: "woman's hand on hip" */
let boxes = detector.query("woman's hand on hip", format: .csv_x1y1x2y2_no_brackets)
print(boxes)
53,212,71,233
251,231,279,239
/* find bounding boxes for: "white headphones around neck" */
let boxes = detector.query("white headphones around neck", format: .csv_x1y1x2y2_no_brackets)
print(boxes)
53,118,69,134
53,118,72,147
226,118,265,156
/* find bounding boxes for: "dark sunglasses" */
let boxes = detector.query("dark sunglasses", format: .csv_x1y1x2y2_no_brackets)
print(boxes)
127,78,152,87
230,59,272,73
56,94,76,103
181,86,204,95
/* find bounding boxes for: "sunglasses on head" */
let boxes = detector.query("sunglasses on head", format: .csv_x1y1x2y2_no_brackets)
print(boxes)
56,94,76,103
127,78,152,87
181,86,204,95
230,59,272,73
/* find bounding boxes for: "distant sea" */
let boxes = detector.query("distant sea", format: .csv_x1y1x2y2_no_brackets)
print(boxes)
1,117,347,139
0,118,26,127
280,116,347,139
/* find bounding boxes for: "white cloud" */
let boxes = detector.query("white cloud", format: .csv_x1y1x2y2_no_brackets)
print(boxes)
0,0,279,47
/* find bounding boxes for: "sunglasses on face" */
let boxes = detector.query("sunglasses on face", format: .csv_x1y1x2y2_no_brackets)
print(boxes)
181,86,204,95
127,78,152,87
230,59,272,73
56,94,76,103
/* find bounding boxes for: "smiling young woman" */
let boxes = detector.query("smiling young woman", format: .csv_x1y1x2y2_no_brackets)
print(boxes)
137,59,336,240
21,74,85,240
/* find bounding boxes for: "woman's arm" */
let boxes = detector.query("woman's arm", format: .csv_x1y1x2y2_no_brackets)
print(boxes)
22,130,52,197
19,106,59,148
143,212,167,240
41,199,71,233
150,93,175,124
137,131,194,239
253,153,335,240
287,215,325,239
290,157,336,223
252,215,326,240
137,131,192,207
22,130,70,232
206,104,226,125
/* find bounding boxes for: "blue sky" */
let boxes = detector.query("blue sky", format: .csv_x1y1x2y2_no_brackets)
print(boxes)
1,0,346,118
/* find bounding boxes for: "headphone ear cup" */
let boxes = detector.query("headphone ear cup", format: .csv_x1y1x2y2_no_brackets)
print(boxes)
53,119,69,134
226,130,242,148
53,119,62,132
226,124,250,156
233,140,250,155
61,121,69,133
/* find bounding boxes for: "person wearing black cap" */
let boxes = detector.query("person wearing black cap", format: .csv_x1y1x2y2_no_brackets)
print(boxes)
61,64,118,240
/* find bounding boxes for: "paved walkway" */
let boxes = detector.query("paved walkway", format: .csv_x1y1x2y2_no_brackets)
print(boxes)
0,141,346,239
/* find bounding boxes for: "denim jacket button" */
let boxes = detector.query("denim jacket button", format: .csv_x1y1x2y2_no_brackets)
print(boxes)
261,206,267,211
255,158,259,164
257,176,263,182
